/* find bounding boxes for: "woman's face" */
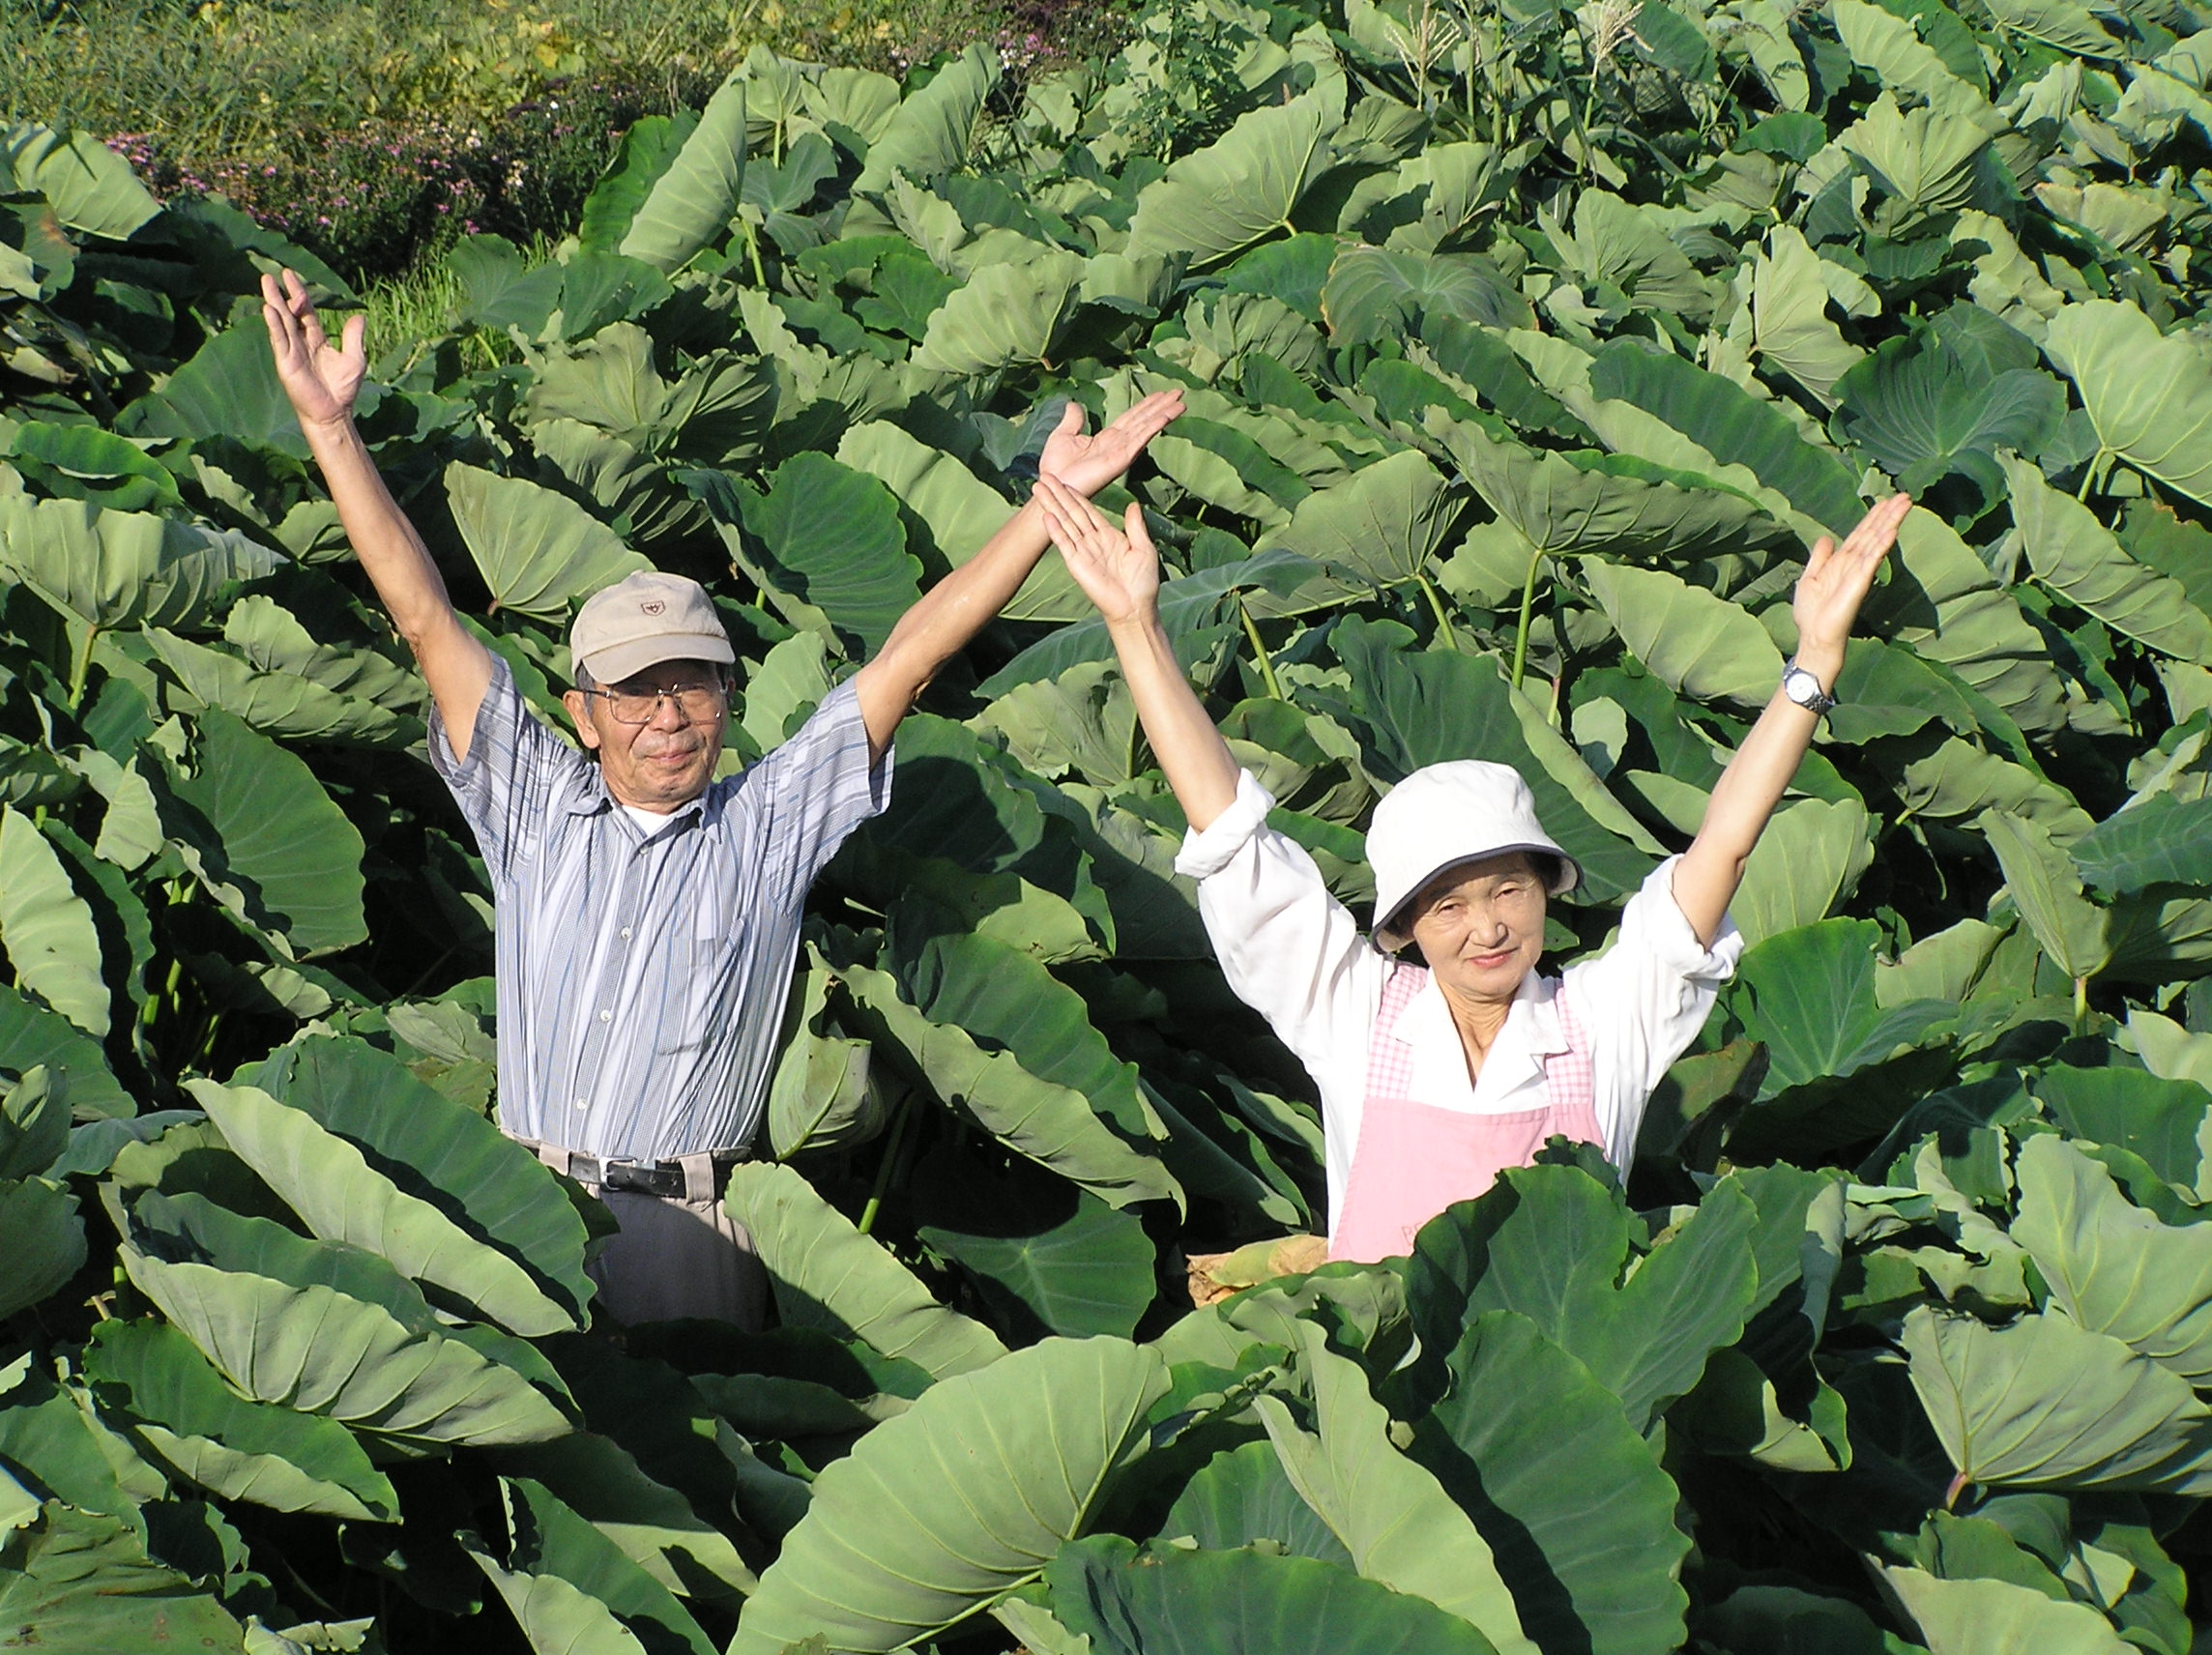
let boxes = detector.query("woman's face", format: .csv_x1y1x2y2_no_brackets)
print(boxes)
1406,852,1548,1004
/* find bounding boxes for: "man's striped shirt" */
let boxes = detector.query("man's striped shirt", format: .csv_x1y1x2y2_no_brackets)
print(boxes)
429,658,889,1161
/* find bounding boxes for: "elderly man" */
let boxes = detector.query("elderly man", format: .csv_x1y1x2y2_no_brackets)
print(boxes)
262,271,1181,1325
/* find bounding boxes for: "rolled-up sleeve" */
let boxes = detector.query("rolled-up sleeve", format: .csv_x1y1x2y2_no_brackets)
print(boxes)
427,657,581,884
1566,854,1745,1164
745,678,893,910
1176,770,1384,1093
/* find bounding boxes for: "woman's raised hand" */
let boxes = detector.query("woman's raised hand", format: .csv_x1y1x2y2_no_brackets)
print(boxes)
261,268,366,434
1793,493,1913,665
1036,390,1184,499
1035,475,1161,627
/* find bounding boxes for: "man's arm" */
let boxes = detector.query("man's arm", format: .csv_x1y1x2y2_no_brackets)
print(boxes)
262,271,495,757
850,392,1183,758
1671,493,1913,946
1035,476,1239,829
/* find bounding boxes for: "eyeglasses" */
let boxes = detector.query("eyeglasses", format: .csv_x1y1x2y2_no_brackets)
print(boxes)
580,682,729,725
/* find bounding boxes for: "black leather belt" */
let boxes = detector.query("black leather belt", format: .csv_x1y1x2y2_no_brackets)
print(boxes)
568,1149,748,1200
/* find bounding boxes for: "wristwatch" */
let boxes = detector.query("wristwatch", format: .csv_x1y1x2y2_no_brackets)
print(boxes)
1780,657,1838,716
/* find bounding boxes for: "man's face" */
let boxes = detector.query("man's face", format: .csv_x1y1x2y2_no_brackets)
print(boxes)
1405,852,1548,1004
564,657,730,812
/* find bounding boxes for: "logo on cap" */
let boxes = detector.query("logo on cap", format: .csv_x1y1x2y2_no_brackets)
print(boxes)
641,599,666,616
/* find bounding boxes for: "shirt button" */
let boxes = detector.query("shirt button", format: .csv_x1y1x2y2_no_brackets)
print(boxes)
572,1098,587,1112
598,1008,612,1022
620,927,632,941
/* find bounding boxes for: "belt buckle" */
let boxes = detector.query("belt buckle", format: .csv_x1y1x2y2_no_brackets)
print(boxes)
601,1158,684,1199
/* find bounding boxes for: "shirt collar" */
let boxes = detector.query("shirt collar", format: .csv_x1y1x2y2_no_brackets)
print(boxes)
563,765,711,830
1395,967,1569,1061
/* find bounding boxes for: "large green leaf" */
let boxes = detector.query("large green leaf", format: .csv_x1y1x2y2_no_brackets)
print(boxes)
0,984,131,1118
1734,224,1862,407
619,76,747,273
2031,1064,2211,1194
0,1502,243,1653
722,1160,1008,1379
1258,450,1465,587
919,1194,1155,1340
0,126,160,239
735,451,921,653
1731,919,1957,1094
1588,339,1865,534
1046,1537,1501,1655
2001,452,2212,660
80,1318,398,1522
1322,247,1528,341
0,1175,85,1321
1581,561,1785,710
1412,1165,1760,1432
1980,810,2111,982
840,956,1179,1209
1902,1305,2212,1495
0,494,283,631
912,248,1088,376
159,709,367,958
1412,1310,1691,1655
471,1477,716,1655
1833,337,2062,501
728,1336,1168,1655
1424,412,1783,561
833,419,1088,622
0,806,106,1037
120,1193,572,1449
144,626,418,746
120,323,308,455
1256,1321,1533,1655
1729,795,1876,946
1160,1439,1353,1565
447,462,652,624
889,915,1180,1189
2044,299,2212,509
1837,92,1994,226
2011,1134,2212,1384
188,1076,582,1337
1125,89,1344,268
851,44,998,196
1878,1566,2132,1655
2071,796,2212,894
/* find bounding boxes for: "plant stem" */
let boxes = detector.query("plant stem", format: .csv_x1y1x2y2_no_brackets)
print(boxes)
857,1089,917,1237
1510,542,1547,690
1414,572,1462,651
66,623,98,711
2073,973,2090,1034
1237,595,1287,700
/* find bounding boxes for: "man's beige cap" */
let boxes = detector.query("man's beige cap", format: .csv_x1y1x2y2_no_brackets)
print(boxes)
570,570,735,684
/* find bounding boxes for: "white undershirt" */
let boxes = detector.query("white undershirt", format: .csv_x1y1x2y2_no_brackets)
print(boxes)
1174,771,1745,1240
622,803,681,836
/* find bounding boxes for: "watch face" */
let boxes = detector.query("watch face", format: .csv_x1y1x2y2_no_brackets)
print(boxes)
1783,666,1830,709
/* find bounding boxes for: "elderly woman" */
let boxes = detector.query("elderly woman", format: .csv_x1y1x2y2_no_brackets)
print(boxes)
1034,475,1911,1263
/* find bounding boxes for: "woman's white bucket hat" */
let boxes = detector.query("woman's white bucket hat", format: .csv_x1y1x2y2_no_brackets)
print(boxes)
1368,760,1580,952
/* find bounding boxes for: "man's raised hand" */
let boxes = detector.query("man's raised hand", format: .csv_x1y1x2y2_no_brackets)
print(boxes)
1037,390,1184,499
1035,475,1161,628
261,269,366,434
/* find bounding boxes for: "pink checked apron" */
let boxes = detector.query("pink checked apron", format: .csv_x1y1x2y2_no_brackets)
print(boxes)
1329,961,1600,1263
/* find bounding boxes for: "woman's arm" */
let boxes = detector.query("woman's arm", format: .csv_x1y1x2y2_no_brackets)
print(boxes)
262,272,497,756
1033,475,1240,828
1671,493,1913,945
851,393,1182,758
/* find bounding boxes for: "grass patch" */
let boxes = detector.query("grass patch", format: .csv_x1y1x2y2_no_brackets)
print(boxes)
4,0,1132,283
